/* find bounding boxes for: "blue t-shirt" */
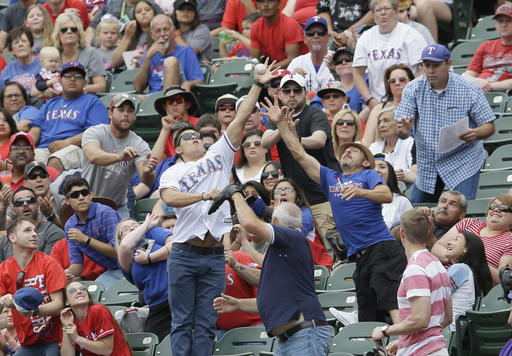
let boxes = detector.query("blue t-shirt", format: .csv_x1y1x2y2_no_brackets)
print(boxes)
346,85,365,113
257,224,325,333
0,58,41,95
143,45,204,93
320,166,394,257
120,226,172,307
15,105,39,123
30,94,109,148
131,155,177,199
301,206,314,237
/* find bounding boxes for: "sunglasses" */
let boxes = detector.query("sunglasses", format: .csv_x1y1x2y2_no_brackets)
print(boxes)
10,145,32,151
178,132,202,145
241,140,262,148
13,196,36,207
68,286,88,294
261,170,278,180
323,94,342,100
305,29,328,37
274,187,294,195
67,188,90,199
281,88,303,95
60,26,79,34
270,81,281,88
16,271,25,290
217,104,235,112
167,96,184,105
336,119,355,126
388,77,408,84
489,203,511,213
62,73,84,80
334,57,353,65
27,171,49,180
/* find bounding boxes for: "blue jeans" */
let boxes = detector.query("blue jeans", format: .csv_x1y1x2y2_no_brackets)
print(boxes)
96,269,124,290
14,341,59,356
168,246,225,356
273,324,331,356
410,171,480,203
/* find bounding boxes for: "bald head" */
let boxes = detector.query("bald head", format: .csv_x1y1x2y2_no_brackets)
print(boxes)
151,14,173,32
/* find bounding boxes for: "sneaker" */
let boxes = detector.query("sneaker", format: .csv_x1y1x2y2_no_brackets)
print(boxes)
328,308,358,326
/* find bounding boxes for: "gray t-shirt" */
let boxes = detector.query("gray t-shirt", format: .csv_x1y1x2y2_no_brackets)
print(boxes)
182,24,213,62
197,0,226,30
98,48,115,70
59,46,107,83
81,124,151,206
0,217,65,263
0,3,26,33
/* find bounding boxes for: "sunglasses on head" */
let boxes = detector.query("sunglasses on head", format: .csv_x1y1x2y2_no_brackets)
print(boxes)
167,96,185,105
217,104,235,112
241,140,262,148
336,119,355,126
388,77,408,84
281,88,303,95
13,196,36,207
68,286,88,294
27,171,49,180
305,29,328,37
67,188,90,199
274,187,294,195
334,57,353,65
489,203,511,213
60,26,78,34
261,170,278,180
16,271,25,290
178,131,202,145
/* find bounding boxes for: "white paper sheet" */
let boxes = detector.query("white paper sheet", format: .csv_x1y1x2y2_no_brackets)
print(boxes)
122,50,142,70
438,117,469,153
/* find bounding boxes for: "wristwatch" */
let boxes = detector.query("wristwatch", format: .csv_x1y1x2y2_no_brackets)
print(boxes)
381,325,390,337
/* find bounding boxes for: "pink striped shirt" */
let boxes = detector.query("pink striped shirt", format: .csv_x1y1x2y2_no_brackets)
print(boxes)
455,218,512,269
397,250,451,356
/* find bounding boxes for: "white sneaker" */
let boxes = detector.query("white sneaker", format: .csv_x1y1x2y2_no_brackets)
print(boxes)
328,308,358,326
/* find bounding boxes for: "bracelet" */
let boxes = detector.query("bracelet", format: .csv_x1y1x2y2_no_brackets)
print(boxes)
86,237,92,246
201,192,205,201
254,81,265,88
46,213,56,222
366,97,376,105
147,253,152,264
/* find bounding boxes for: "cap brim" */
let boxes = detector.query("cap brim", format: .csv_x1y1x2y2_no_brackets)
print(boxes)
421,57,447,62
154,91,199,116
337,142,375,169
318,88,345,97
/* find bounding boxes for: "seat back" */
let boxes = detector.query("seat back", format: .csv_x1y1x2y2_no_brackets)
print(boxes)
469,15,498,41
209,60,254,96
478,284,510,312
155,334,172,355
314,265,330,291
110,69,139,93
482,144,512,171
212,326,273,355
318,291,358,322
127,332,159,356
475,171,512,199
326,263,356,292
101,278,140,306
133,198,159,222
451,41,482,68
452,0,473,42
330,322,387,355
485,92,508,113
465,199,490,219
466,309,512,356
81,280,105,303
483,118,512,154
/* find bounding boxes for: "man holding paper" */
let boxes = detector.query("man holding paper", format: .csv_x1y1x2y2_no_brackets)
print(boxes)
396,44,495,203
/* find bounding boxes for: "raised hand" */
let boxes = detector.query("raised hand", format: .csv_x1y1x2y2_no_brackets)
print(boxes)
253,59,281,84
60,307,74,326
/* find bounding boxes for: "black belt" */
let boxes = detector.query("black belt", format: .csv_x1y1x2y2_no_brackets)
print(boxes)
277,320,328,343
350,247,369,262
173,242,224,255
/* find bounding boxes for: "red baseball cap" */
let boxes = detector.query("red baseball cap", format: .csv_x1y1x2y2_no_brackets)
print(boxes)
494,4,512,19
8,132,35,152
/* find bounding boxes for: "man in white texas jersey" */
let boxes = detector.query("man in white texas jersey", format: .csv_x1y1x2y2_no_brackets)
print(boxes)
159,61,277,356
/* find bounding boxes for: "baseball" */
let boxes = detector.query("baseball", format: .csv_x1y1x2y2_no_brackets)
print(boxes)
255,63,266,75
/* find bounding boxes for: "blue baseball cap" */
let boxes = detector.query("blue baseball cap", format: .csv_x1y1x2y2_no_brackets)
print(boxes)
304,16,328,31
61,61,86,77
246,195,266,219
421,44,450,62
14,287,44,311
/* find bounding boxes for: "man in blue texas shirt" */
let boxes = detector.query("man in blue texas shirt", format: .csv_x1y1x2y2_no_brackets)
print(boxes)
28,61,109,173
133,14,204,93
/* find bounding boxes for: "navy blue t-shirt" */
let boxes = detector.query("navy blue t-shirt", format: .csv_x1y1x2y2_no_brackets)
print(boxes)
320,166,394,257
257,224,325,333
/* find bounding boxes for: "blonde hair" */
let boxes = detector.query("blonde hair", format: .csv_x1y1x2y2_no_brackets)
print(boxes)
114,218,137,251
39,46,60,61
374,106,397,142
331,109,362,158
25,4,53,48
96,18,121,49
51,12,87,51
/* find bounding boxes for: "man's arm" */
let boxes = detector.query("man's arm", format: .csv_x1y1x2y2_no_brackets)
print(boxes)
441,296,453,329
136,156,157,187
28,126,41,146
353,66,377,109
161,188,219,208
48,133,83,154
343,183,393,204
225,249,261,286
275,43,300,69
83,142,141,166
232,192,272,241
301,130,327,149
214,294,258,314
67,228,117,258
38,290,64,316
459,122,495,143
261,129,281,149
249,47,261,60
68,263,84,279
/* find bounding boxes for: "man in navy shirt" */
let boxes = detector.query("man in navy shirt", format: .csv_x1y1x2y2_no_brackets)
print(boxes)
261,97,407,324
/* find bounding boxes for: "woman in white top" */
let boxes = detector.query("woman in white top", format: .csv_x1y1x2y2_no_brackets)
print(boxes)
370,107,414,174
235,130,269,185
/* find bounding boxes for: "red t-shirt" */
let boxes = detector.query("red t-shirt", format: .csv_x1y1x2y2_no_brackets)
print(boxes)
0,54,7,75
221,0,287,33
250,13,307,62
216,251,262,330
163,116,198,157
0,140,9,160
0,166,60,191
43,0,90,29
291,0,317,26
50,238,106,281
68,304,131,356
0,252,67,346
467,39,512,81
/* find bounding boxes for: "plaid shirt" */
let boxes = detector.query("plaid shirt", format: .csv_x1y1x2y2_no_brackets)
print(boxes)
65,202,121,269
396,73,495,194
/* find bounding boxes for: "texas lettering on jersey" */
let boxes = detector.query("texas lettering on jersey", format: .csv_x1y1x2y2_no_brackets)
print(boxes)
46,108,81,121
367,48,402,62
178,155,223,191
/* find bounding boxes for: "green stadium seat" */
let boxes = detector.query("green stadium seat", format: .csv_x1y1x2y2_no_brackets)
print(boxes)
325,263,356,292
201,63,212,83
465,309,512,356
478,284,510,312
468,16,498,41
482,144,512,171
81,280,105,303
484,118,512,152
330,322,387,355
484,92,508,113
314,265,330,291
475,171,512,199
212,326,273,355
133,198,159,222
109,69,139,93
465,199,490,219
208,60,255,96
100,278,140,306
318,291,358,324
451,41,482,68
127,332,159,356
192,83,238,114
451,0,474,42
154,334,171,355
2,52,15,64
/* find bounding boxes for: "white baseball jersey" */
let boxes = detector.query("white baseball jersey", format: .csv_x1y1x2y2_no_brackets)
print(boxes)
353,22,426,101
287,50,335,92
159,133,237,243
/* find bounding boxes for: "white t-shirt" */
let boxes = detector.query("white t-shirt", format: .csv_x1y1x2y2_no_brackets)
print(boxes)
287,50,335,92
159,133,236,243
369,136,414,174
382,193,413,229
235,164,266,185
353,22,426,101
448,263,475,331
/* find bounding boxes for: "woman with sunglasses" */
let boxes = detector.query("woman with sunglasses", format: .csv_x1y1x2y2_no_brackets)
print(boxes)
330,109,362,159
50,12,106,95
235,130,270,185
116,212,173,342
432,195,512,286
259,161,283,196
362,64,414,146
60,281,132,356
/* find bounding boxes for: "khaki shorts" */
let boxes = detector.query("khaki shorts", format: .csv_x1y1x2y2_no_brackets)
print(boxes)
35,145,82,170
310,201,336,239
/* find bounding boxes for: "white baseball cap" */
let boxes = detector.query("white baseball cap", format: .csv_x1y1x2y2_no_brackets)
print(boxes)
280,73,306,89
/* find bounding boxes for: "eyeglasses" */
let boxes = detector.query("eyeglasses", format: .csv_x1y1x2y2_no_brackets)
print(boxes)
388,77,408,84
13,39,29,46
270,81,281,89
13,196,37,207
4,93,22,100
10,145,32,151
281,88,303,95
27,171,49,180
374,6,394,13
336,119,355,126
178,131,202,145
305,29,328,37
334,57,353,65
68,286,87,294
261,170,278,180
167,96,184,105
62,73,84,80
60,26,79,34
67,188,90,199
241,140,262,148
217,104,235,112
274,187,294,195
16,271,25,290
489,203,511,213
398,8,409,13
323,94,342,100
